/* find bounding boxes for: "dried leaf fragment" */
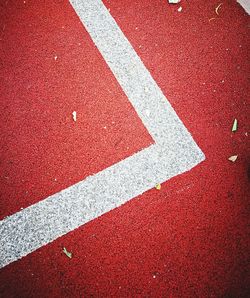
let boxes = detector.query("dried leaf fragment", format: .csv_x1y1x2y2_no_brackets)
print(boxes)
63,247,72,258
215,3,223,15
72,111,77,122
155,183,161,190
168,0,181,3
228,155,238,162
232,119,237,132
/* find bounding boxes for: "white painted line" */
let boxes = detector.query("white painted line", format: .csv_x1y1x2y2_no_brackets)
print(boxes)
237,0,250,14
0,0,205,269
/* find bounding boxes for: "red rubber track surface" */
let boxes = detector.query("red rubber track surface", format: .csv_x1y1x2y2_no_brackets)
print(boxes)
0,0,249,297
0,0,153,220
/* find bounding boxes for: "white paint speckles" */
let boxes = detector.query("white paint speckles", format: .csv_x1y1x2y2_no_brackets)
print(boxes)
145,109,151,117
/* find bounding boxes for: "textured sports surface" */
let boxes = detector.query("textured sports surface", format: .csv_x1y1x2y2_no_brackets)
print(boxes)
0,0,249,297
